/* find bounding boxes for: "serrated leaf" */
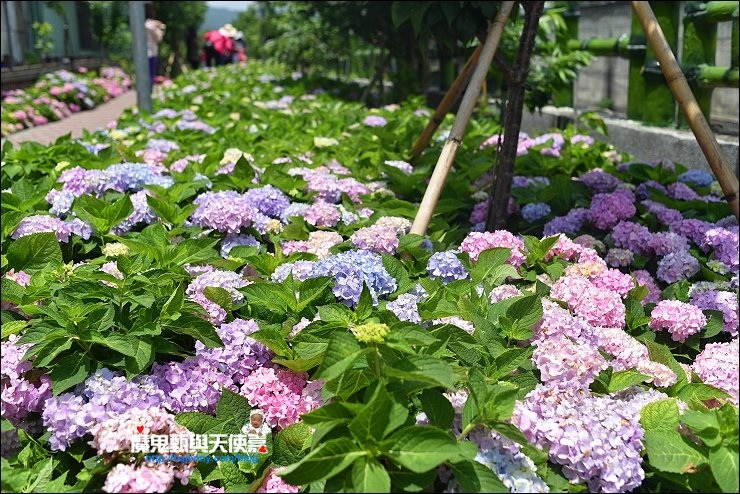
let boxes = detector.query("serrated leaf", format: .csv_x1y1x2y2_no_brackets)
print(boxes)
204,286,233,312
641,398,680,433
384,426,460,473
349,385,408,443
352,456,391,493
273,421,313,466
384,356,456,389
709,446,739,493
278,437,366,485
6,232,62,272
51,354,92,395
419,389,455,430
315,331,367,381
607,370,651,393
470,248,511,283
450,459,508,492
644,430,707,473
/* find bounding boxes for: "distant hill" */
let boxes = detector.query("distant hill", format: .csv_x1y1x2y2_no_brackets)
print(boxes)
200,7,243,32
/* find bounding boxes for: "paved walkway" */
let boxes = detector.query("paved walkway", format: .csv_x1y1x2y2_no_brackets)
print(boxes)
2,91,138,148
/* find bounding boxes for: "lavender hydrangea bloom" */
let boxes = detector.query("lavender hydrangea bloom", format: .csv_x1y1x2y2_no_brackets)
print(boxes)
635,179,668,200
1,335,52,426
146,138,180,153
12,215,92,242
690,290,739,337
386,293,422,323
512,384,645,493
543,208,589,236
189,190,256,233
588,189,636,230
702,226,739,270
46,189,76,215
363,115,387,127
427,251,469,283
271,261,317,283
244,185,291,218
111,191,157,235
580,169,621,193
521,202,551,223
667,182,701,201
649,232,690,256
657,250,700,284
58,163,173,197
610,221,654,257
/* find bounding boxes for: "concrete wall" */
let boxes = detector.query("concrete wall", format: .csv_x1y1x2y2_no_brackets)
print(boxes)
573,1,738,125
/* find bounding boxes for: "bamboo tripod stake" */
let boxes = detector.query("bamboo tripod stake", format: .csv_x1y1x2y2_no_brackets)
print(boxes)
410,43,484,162
409,1,515,236
632,1,739,221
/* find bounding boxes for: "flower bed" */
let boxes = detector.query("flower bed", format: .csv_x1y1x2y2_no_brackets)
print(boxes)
1,62,738,493
1,66,132,137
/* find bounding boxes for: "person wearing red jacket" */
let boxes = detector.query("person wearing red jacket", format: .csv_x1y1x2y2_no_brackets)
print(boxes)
203,24,236,67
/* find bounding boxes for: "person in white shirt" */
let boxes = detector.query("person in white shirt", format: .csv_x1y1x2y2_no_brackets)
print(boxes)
145,3,166,89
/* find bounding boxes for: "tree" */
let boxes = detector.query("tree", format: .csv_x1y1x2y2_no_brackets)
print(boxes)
153,0,207,77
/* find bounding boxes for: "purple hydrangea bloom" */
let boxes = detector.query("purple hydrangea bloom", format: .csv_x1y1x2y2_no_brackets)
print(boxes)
690,290,739,337
580,169,621,193
702,226,739,270
146,138,180,153
363,115,387,127
386,293,422,323
635,179,668,200
657,250,700,284
610,221,654,257
244,185,291,218
588,189,636,230
1,335,52,426
669,218,716,246
111,191,157,235
667,182,701,201
543,208,589,236
649,231,690,256
45,189,76,216
189,190,256,233
12,215,92,242
426,251,469,283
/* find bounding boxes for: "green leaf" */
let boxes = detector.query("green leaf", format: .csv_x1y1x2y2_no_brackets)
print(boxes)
1,320,28,339
701,311,725,339
124,336,154,375
505,295,543,331
250,324,292,358
450,459,508,493
349,384,408,443
419,389,455,430
355,284,373,321
50,354,92,395
384,426,460,473
273,421,313,466
641,398,680,433
278,437,366,485
470,248,511,283
204,286,234,312
160,313,223,348
384,356,456,389
607,370,651,393
6,232,62,272
318,304,355,324
382,255,414,294
315,332,368,381
644,430,707,473
677,383,731,408
162,283,184,318
352,456,391,493
243,282,294,313
709,446,739,493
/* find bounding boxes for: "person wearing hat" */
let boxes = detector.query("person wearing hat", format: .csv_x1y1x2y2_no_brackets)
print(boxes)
244,409,271,437
203,24,235,67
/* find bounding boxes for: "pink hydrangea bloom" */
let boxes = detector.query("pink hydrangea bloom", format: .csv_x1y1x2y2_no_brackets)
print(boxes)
257,469,300,493
460,231,526,266
551,275,626,328
592,269,635,298
692,339,739,405
304,201,341,227
650,300,707,342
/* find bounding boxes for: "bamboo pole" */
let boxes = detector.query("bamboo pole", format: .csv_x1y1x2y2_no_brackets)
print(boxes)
409,43,484,162
409,1,515,237
632,1,739,221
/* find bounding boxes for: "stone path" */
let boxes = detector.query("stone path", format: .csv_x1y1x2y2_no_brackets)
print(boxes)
2,91,138,148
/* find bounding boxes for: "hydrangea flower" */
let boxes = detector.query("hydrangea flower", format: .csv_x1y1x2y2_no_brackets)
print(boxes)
656,251,700,284
304,201,341,227
460,231,526,266
186,269,249,324
189,191,256,233
12,215,91,242
386,293,422,323
258,469,300,493
588,189,636,230
350,224,399,255
692,340,739,405
363,115,387,127
650,300,707,342
690,290,739,337
580,169,621,193
426,251,469,283
520,202,551,223
1,335,52,426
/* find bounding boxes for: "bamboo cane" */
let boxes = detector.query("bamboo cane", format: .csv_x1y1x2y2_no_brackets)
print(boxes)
409,43,484,162
409,1,515,237
632,1,740,221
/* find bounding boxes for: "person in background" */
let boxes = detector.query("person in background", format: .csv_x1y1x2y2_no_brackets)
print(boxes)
232,31,248,65
203,24,236,67
144,3,166,88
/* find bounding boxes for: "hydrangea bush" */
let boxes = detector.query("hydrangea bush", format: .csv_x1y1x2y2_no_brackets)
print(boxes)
1,61,738,493
1,66,132,136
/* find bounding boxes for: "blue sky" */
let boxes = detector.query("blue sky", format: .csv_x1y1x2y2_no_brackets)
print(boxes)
206,1,252,11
